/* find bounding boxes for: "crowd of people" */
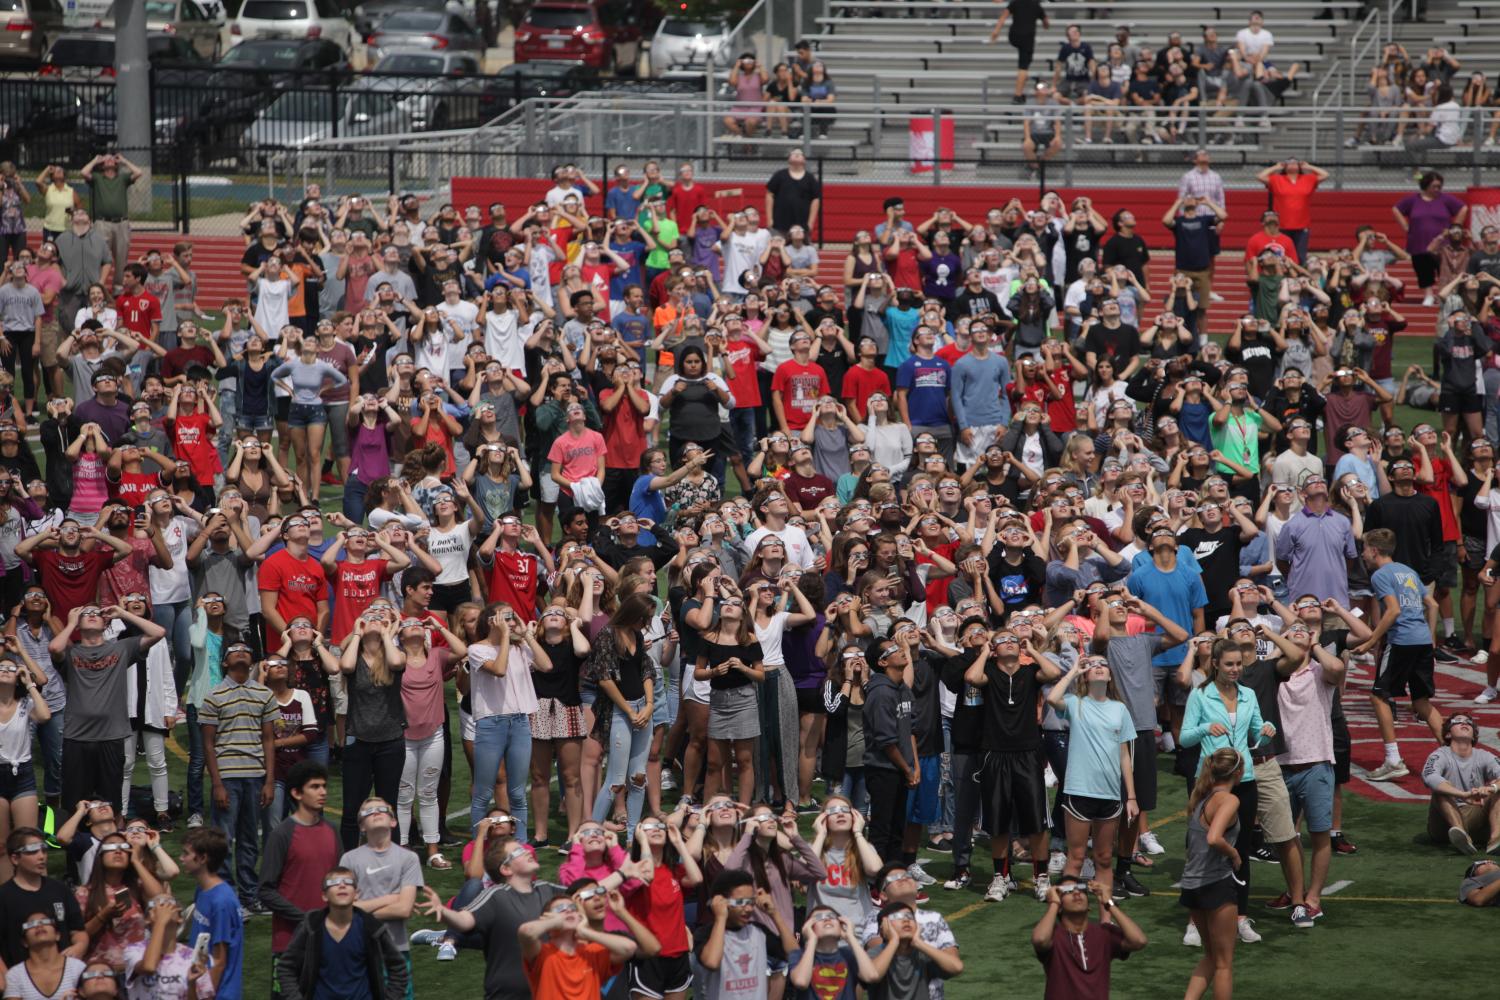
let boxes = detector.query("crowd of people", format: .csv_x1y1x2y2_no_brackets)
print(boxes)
0,138,1497,1000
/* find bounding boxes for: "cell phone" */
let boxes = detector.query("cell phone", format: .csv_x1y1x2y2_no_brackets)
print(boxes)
192,931,212,968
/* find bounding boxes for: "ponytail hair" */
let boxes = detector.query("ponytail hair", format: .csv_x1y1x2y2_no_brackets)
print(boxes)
1189,747,1244,814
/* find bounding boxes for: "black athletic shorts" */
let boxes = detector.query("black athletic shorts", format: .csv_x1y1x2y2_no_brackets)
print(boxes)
1010,28,1037,70
1440,389,1484,415
1179,875,1238,911
1131,730,1159,813
1060,792,1122,823
1331,695,1352,785
1372,643,1437,704
981,749,1049,837
629,953,694,1000
795,685,824,715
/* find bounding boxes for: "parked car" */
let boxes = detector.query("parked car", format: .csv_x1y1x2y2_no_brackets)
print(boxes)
228,0,356,53
98,0,226,61
513,1,641,75
0,0,64,67
648,15,730,78
477,60,596,118
363,8,482,63
0,78,82,166
349,0,446,38
241,79,413,168
368,48,486,130
38,29,209,81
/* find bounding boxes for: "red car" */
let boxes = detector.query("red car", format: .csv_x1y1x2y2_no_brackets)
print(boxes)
513,1,642,74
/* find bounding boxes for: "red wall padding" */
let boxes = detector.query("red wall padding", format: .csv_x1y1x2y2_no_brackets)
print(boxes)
451,177,1424,250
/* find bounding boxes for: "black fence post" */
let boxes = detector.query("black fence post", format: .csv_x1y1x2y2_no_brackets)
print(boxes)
387,148,397,196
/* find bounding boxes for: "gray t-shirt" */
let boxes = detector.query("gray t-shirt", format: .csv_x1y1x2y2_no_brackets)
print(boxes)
59,635,143,741
144,269,183,333
271,359,348,406
0,283,44,332
191,546,253,633
1423,745,1500,793
338,842,423,952
468,882,561,1000
318,251,346,318
868,944,938,1000
1104,633,1167,732
1461,866,1500,905
347,658,406,742
68,349,125,405
805,845,872,927
693,923,769,1000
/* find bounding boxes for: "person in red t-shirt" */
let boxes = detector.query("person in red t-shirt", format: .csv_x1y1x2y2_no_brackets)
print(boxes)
15,518,133,618
1040,342,1079,434
167,382,223,505
771,331,831,434
319,522,412,644
717,320,770,492
114,263,162,342
1410,422,1466,650
1032,874,1147,1000
1242,211,1299,286
599,363,651,516
106,442,172,509
479,514,555,621
1258,158,1328,265
841,337,892,423
259,514,329,649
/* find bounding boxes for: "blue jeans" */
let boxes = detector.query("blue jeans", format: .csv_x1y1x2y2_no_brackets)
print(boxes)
33,710,63,800
152,600,192,695
729,407,757,462
343,475,370,525
840,767,868,816
185,704,205,818
212,774,265,904
592,697,651,839
471,713,532,832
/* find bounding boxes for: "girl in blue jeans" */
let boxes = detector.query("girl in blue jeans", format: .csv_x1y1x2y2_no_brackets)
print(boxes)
467,603,549,833
584,594,656,840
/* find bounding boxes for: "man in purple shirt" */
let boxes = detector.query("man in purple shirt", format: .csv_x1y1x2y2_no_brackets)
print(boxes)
1275,474,1357,606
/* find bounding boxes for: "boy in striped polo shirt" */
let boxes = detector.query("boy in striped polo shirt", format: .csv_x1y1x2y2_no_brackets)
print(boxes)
201,642,277,911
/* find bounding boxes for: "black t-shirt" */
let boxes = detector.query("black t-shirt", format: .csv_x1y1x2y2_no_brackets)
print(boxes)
1082,323,1141,364
1365,491,1443,583
1005,0,1046,33
701,637,765,690
1239,658,1289,758
614,630,648,701
911,652,943,757
1100,233,1150,285
1226,334,1277,399
980,660,1043,752
941,651,985,752
1179,526,1243,611
0,877,85,966
1062,224,1104,283
765,169,822,233
533,638,582,705
1459,471,1489,539
1468,248,1500,280
987,549,1047,612
814,341,852,399
240,243,277,271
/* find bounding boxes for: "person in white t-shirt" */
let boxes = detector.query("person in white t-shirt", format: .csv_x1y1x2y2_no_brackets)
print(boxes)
125,894,215,1000
1234,12,1274,63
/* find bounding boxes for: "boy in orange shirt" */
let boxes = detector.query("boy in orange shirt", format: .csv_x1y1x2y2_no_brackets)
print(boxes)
521,894,638,1000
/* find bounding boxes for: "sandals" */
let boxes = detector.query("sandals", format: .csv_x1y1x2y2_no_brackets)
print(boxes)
426,853,453,870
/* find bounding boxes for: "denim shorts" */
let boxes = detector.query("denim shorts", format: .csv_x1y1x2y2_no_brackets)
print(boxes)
288,402,328,428
1283,762,1335,833
238,411,274,431
0,761,37,800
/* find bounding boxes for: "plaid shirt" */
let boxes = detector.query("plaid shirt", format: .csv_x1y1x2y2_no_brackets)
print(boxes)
1177,167,1226,214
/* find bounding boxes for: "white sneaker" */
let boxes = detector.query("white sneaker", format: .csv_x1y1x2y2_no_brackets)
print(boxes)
1043,764,1057,789
436,941,457,961
1365,759,1410,781
187,813,204,829
1423,292,1436,306
410,929,445,948
659,771,676,791
1033,872,1051,901
1474,650,1491,666
1048,851,1067,879
1237,916,1262,943
1450,825,1479,855
908,860,937,886
1183,921,1202,947
984,873,1011,902
1209,292,1225,303
1139,831,1165,856
1477,686,1498,704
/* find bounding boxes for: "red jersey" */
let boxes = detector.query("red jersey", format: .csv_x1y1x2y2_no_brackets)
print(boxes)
111,469,162,508
841,364,891,421
259,549,327,649
721,335,764,409
624,862,690,956
1413,451,1461,542
33,548,114,618
329,557,391,643
170,412,221,484
485,548,541,621
114,292,161,340
770,359,831,431
667,182,709,222
936,343,969,367
1046,367,1078,433
600,388,647,470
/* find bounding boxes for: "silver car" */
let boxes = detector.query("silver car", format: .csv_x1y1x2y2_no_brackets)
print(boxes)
0,0,64,66
648,16,730,79
363,8,483,65
368,48,485,130
241,80,410,168
99,0,226,61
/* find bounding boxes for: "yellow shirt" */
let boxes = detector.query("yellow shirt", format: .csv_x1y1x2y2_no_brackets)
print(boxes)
43,183,75,232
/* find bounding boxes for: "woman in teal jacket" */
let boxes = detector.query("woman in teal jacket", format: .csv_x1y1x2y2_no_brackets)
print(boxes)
1179,637,1277,937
